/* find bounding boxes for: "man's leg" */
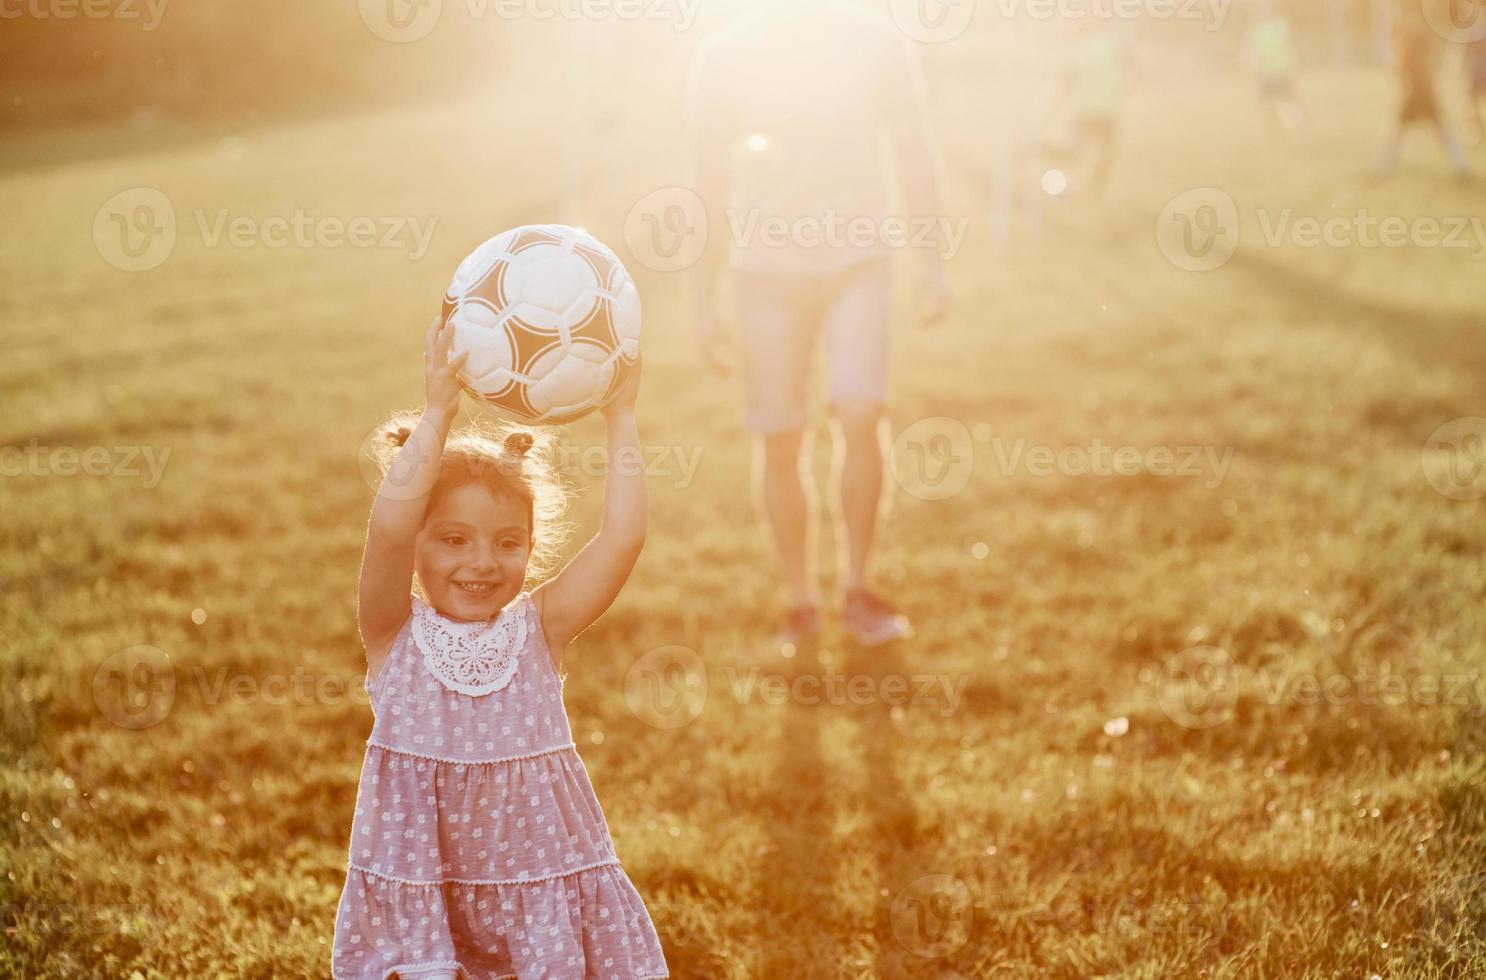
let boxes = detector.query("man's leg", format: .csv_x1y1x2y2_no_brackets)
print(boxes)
830,401,886,593
822,258,910,645
736,268,823,638
756,428,820,609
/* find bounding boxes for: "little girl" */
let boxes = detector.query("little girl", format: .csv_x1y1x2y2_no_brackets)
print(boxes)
332,315,668,979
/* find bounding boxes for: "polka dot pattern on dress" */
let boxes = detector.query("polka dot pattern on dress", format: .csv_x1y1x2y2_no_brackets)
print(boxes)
332,593,669,980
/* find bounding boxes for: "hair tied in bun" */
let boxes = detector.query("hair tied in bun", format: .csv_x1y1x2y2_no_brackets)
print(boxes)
388,426,414,448
504,431,535,457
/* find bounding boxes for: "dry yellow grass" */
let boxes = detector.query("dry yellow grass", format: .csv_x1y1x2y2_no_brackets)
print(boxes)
3,58,1486,978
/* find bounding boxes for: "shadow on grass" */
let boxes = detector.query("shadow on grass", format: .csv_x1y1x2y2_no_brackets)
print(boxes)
845,637,925,977
758,635,844,977
1230,247,1486,386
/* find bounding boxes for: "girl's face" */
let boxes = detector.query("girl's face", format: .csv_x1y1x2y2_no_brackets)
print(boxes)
414,481,532,622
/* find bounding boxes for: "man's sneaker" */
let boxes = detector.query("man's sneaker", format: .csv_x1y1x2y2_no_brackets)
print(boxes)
843,589,911,647
773,605,822,651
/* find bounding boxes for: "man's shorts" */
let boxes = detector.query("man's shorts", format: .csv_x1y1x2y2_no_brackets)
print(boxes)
734,256,892,435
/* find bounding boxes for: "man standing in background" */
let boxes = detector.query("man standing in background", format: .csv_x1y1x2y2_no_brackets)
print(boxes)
686,0,950,649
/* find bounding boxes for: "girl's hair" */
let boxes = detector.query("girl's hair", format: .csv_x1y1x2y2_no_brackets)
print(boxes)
371,412,572,579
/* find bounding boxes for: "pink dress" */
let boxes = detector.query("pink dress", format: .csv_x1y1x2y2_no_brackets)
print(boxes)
332,593,669,980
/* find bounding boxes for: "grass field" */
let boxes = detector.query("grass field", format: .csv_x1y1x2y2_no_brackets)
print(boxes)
3,53,1486,979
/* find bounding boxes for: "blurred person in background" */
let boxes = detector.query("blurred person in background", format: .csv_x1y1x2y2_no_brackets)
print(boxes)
686,0,949,649
1041,17,1132,197
1375,5,1471,180
1247,0,1308,135
1468,36,1486,144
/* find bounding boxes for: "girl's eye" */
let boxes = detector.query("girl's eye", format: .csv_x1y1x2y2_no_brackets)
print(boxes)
443,536,466,546
500,539,521,551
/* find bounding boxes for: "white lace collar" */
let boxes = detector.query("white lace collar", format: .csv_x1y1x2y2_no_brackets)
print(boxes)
410,594,529,697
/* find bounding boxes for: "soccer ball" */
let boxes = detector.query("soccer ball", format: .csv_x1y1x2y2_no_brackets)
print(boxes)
440,224,641,424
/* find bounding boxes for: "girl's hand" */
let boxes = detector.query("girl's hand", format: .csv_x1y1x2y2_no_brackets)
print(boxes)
424,315,470,420
602,356,641,418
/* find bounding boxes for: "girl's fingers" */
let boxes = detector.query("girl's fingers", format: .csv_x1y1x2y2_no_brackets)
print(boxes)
425,315,442,354
449,350,470,373
437,319,458,359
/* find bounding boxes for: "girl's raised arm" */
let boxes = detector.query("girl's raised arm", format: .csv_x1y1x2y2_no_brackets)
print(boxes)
534,364,647,653
358,316,468,666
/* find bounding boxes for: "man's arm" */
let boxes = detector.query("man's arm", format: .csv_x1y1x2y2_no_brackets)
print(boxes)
686,42,737,371
881,31,950,326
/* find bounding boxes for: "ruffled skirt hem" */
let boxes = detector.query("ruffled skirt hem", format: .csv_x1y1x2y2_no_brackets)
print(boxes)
332,861,669,980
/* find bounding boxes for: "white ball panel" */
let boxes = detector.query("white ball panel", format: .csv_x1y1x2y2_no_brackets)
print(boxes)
506,251,601,318
528,355,606,413
450,231,514,294
569,341,610,365
612,281,642,344
450,303,516,385
443,224,642,423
